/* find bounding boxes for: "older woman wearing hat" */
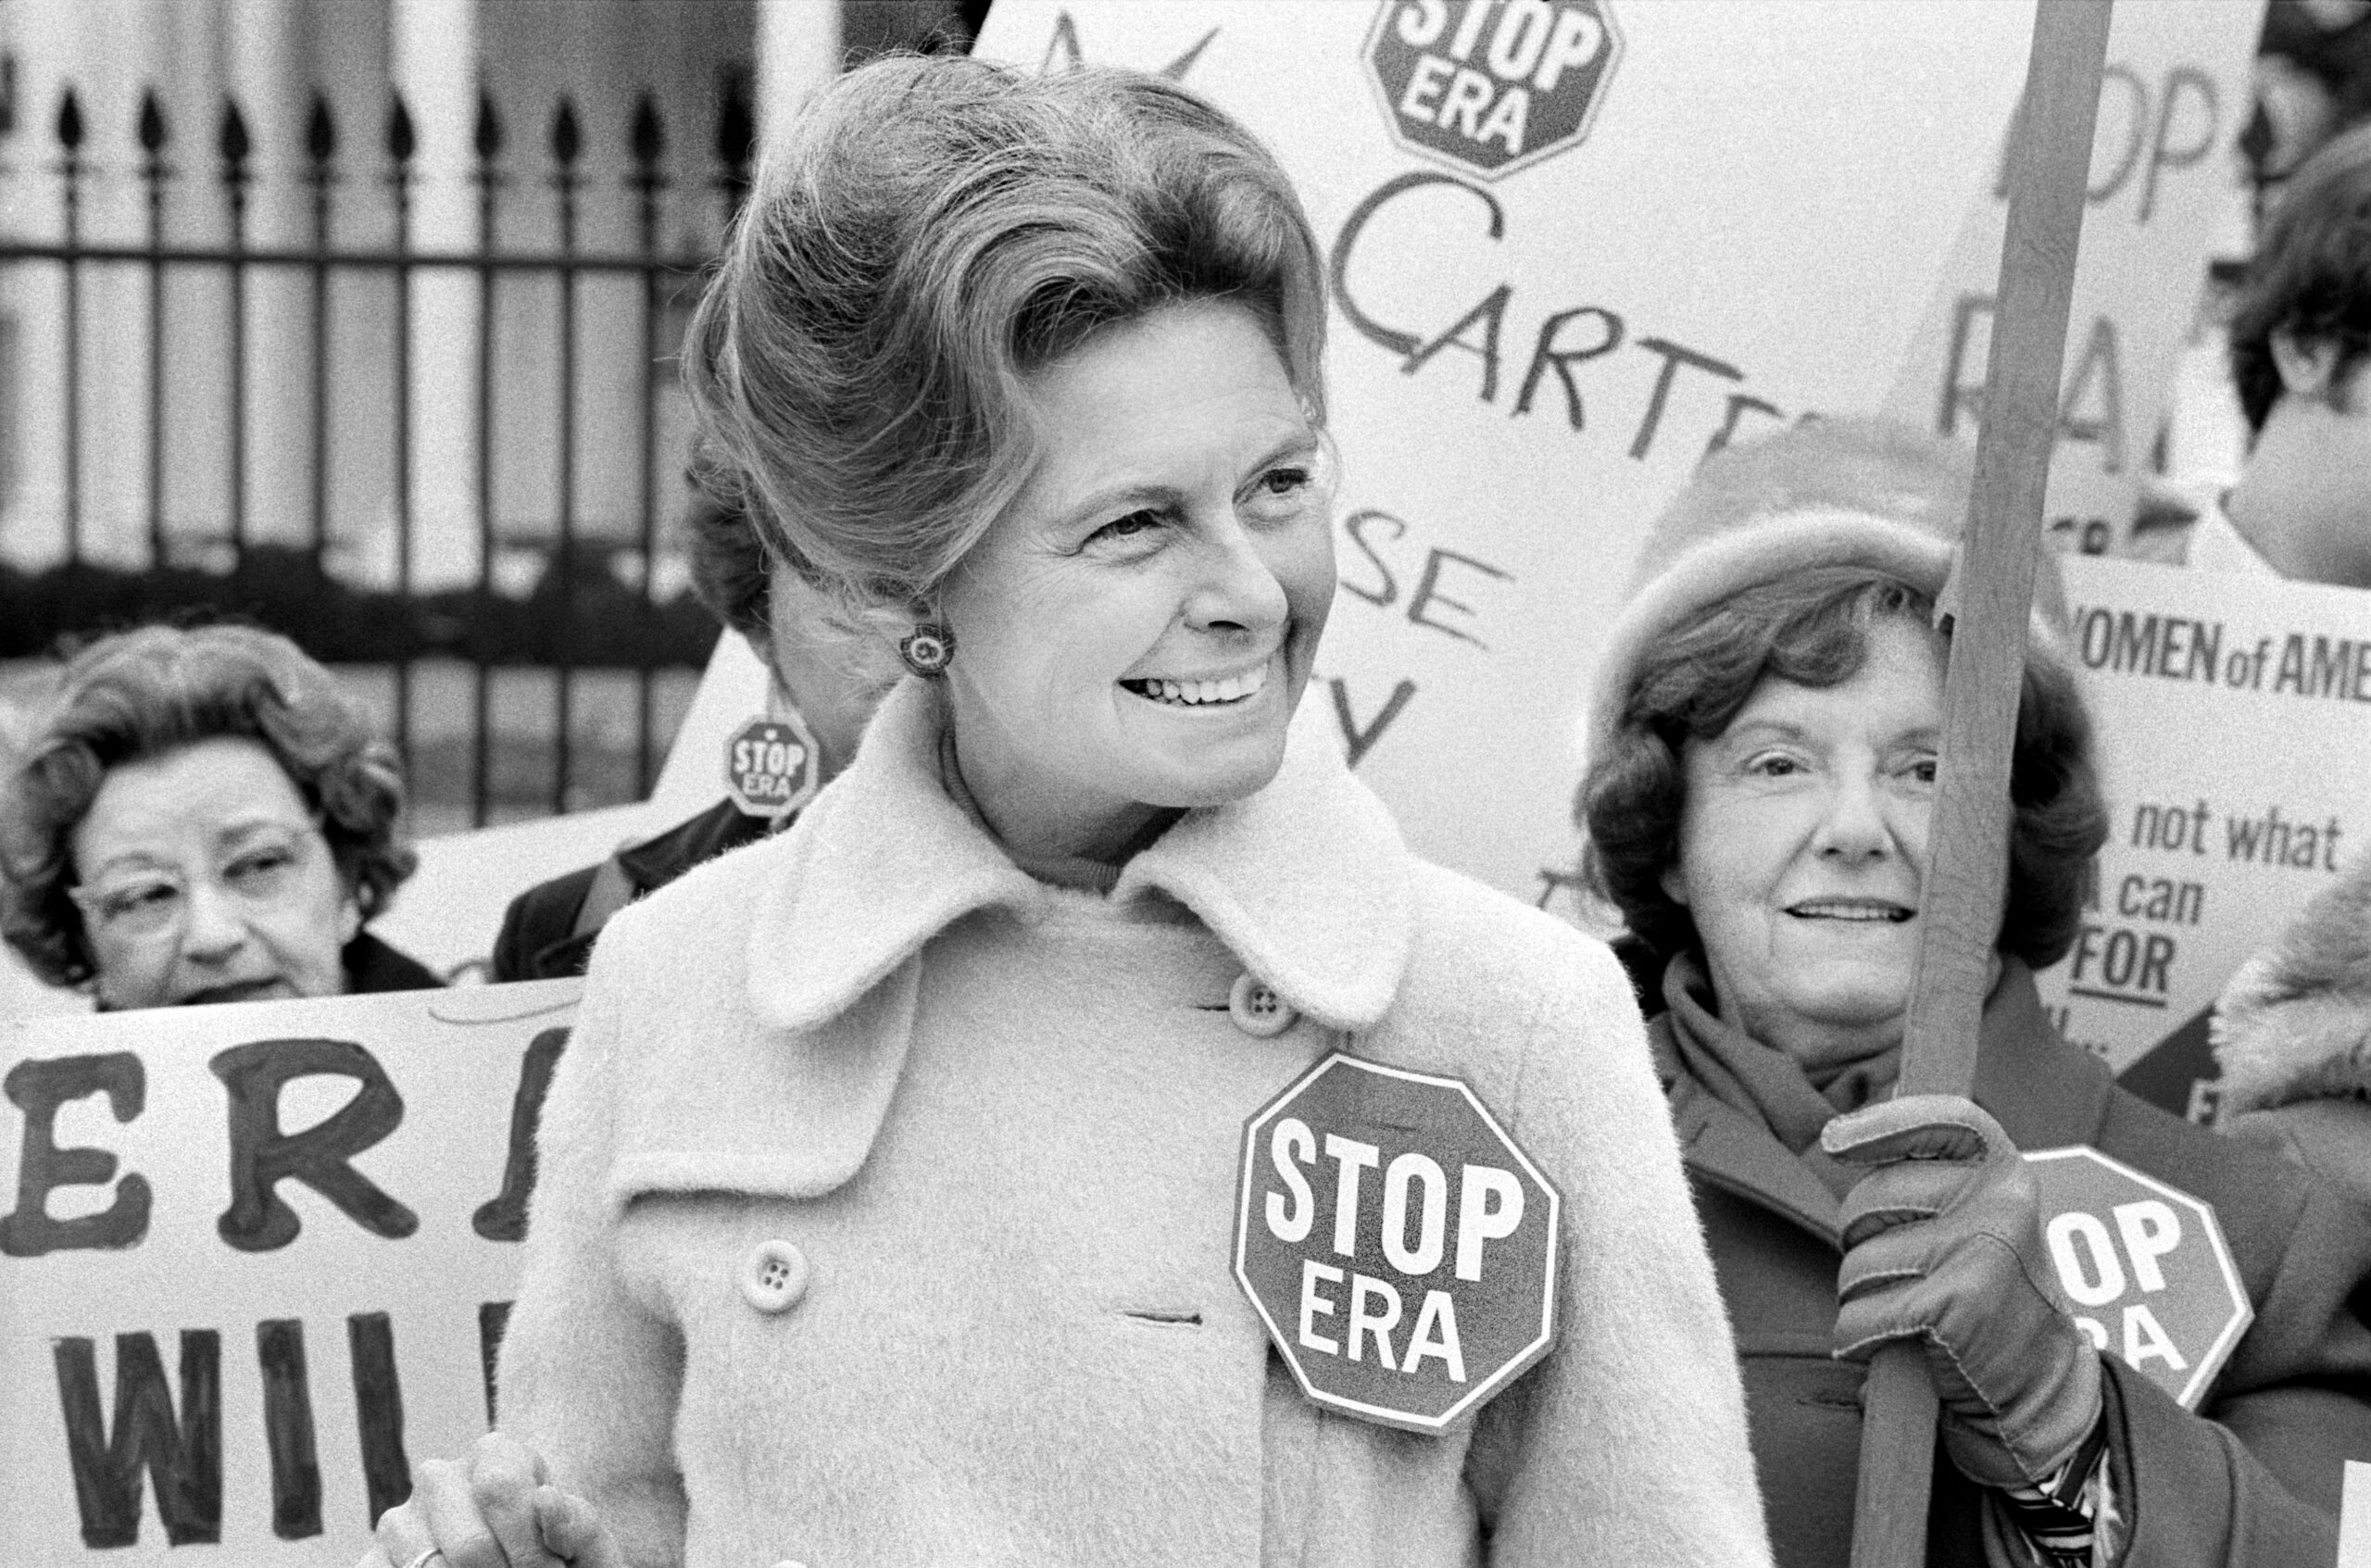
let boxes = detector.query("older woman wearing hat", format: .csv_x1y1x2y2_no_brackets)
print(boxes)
363,55,1769,1568
1577,418,2371,1568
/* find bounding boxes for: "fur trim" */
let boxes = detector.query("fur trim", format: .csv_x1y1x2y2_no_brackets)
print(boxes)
2214,850,2371,1114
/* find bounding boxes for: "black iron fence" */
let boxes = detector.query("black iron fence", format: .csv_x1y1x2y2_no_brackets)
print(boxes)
0,75,757,832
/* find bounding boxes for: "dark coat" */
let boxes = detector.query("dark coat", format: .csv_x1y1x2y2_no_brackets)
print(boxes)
488,797,775,983
343,930,443,993
1653,961,2371,1568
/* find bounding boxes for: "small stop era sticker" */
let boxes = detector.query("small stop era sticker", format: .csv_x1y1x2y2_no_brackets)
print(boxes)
1235,1053,1562,1434
723,712,819,819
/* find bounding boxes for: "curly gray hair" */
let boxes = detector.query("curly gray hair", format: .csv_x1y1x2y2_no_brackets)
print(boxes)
0,623,417,987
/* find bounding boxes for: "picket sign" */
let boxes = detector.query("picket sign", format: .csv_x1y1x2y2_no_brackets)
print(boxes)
977,0,2041,906
0,982,572,1566
2037,557,2371,1118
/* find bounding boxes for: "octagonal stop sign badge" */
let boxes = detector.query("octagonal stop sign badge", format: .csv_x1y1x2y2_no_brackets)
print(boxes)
1235,1053,1561,1433
723,712,819,820
1364,0,1623,182
2024,1148,2252,1410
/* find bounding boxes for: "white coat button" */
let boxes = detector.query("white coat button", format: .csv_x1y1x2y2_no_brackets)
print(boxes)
1228,972,1297,1037
741,1240,810,1314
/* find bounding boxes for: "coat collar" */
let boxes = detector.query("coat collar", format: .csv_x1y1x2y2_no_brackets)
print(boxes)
1655,960,2116,1248
743,678,1414,1035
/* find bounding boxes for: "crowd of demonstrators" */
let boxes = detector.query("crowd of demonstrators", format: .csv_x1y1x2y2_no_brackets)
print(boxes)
1577,419,2371,1567
491,479,896,981
365,53,1772,1568
0,623,439,1011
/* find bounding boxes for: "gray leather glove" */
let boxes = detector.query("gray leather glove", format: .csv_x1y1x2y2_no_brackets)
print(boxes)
1822,1093,2104,1490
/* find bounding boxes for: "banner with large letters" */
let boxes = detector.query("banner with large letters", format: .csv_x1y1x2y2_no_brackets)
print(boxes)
0,982,571,1565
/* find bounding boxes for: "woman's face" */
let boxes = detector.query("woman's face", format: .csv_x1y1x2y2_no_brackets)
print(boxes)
938,299,1334,860
1663,615,1952,1069
69,736,358,1010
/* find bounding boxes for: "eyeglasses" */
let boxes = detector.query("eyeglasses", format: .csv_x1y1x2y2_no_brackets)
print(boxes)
69,823,325,943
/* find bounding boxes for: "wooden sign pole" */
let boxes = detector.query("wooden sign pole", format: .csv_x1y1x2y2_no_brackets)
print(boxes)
1847,3,2113,1566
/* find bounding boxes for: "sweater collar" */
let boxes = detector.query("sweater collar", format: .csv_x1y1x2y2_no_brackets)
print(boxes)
745,678,1413,1035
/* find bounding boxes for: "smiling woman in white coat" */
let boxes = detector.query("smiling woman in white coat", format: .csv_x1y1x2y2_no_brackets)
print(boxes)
363,55,1770,1568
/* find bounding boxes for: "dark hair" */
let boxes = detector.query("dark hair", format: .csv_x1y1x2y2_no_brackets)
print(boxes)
1578,568,2106,972
0,623,416,987
682,54,1327,629
2229,122,2371,433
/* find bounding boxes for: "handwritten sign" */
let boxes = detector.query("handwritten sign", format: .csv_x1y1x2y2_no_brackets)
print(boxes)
0,982,573,1565
975,2,2245,911
2036,556,2371,1113
1234,1053,1559,1432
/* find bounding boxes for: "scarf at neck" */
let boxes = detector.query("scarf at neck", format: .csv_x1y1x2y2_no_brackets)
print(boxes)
1659,951,1901,1198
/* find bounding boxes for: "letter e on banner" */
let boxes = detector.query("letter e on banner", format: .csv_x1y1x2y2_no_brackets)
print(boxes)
2024,1146,2251,1410
1235,1053,1561,1433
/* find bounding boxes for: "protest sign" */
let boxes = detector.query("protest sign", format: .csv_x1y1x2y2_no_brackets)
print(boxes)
1885,1,2261,558
723,713,819,820
2036,556,2371,1115
0,981,571,1565
1235,1052,1559,1433
2025,1146,2251,1410
975,2,2237,907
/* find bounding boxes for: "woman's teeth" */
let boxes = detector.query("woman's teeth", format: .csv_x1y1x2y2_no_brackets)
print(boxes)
1124,664,1269,707
1788,899,1913,923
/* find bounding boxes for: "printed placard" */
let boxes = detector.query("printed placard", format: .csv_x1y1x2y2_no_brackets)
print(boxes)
2025,1146,2251,1411
2037,557,2371,1112
1234,1053,1560,1433
0,982,573,1565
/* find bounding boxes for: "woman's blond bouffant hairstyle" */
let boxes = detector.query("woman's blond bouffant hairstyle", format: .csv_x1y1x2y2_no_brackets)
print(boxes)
680,56,1329,628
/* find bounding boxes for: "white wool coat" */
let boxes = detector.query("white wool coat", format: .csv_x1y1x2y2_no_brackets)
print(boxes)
496,680,1771,1568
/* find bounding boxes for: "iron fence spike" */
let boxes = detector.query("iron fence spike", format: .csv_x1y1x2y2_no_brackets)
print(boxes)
306,93,336,160
56,84,82,150
388,92,417,163
137,88,168,153
630,91,663,164
220,97,250,165
474,89,502,160
551,95,582,164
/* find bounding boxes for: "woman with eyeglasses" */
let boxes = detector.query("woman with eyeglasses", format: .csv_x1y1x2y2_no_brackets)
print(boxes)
0,622,438,1010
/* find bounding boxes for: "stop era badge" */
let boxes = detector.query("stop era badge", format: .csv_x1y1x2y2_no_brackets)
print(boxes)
722,712,819,819
2023,1147,2252,1410
1235,1053,1562,1434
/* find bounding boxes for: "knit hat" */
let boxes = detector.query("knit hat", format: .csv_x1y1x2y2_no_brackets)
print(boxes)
1582,417,2068,764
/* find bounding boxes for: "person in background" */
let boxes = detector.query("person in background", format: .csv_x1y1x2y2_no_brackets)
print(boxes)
489,483,894,982
2181,121,2371,582
1576,417,2371,1567
365,54,1770,1568
0,622,438,1009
